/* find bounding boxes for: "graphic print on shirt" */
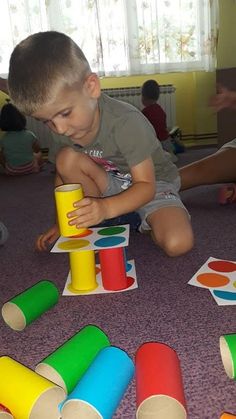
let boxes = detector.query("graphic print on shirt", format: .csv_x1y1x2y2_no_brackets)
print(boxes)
84,149,132,190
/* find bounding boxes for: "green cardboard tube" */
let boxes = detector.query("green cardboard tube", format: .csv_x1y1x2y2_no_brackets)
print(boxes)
35,325,110,394
1,280,59,331
220,334,236,379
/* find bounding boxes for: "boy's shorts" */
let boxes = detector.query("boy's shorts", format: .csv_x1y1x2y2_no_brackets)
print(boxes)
221,138,236,149
102,172,188,232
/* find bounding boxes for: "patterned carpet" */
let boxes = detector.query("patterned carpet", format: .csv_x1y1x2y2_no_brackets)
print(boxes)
1,147,236,418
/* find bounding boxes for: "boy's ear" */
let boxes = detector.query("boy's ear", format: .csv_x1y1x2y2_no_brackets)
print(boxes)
85,73,101,99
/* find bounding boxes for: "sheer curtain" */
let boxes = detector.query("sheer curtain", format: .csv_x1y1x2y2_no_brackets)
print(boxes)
0,0,219,77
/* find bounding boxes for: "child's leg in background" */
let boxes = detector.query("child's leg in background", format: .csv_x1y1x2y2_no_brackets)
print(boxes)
179,147,236,191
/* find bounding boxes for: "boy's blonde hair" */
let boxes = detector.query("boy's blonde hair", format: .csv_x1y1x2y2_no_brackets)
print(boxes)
8,31,91,115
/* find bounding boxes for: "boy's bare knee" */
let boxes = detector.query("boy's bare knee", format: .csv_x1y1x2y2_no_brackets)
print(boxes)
153,231,194,257
166,234,193,257
56,146,83,174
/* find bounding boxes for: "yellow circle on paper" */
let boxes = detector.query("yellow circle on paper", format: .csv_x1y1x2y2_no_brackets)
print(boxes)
233,281,236,288
58,239,90,250
67,283,98,294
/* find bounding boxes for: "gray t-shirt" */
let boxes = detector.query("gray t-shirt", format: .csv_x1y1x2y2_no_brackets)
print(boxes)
75,93,178,183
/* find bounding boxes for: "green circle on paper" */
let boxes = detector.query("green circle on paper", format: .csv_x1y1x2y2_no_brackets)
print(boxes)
97,226,126,236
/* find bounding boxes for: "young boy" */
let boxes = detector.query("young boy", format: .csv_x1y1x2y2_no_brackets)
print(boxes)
141,79,184,160
8,31,193,257
141,80,170,143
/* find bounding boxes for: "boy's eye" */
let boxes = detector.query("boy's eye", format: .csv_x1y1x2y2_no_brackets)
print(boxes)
61,110,71,117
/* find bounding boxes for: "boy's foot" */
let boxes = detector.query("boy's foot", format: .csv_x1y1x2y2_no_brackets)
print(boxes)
219,184,236,205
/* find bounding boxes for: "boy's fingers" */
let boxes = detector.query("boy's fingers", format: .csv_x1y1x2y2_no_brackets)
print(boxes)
36,234,47,251
73,197,91,208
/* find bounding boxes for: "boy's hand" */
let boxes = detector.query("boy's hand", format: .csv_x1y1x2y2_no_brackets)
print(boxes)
36,224,60,251
68,197,108,228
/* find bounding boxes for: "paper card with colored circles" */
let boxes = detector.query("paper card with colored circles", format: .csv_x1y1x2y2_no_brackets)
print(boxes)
51,224,130,253
62,259,138,296
188,257,236,305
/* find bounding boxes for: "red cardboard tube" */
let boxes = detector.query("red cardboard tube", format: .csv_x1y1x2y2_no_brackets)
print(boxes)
135,342,187,418
99,247,128,291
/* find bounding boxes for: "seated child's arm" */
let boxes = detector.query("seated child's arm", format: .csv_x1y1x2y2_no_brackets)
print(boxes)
210,86,236,111
68,157,156,228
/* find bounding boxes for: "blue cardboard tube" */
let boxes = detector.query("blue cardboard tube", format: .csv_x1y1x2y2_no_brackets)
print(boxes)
61,346,134,419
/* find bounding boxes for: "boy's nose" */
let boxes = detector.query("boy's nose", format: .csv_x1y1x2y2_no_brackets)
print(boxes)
52,119,68,135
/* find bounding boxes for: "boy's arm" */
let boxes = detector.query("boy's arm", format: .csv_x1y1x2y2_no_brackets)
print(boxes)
69,157,156,228
103,157,156,218
35,172,63,251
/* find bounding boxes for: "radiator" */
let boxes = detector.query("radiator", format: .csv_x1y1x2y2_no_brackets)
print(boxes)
102,85,176,129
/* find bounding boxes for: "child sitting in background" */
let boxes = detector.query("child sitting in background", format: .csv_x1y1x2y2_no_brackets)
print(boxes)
0,102,43,175
141,80,184,162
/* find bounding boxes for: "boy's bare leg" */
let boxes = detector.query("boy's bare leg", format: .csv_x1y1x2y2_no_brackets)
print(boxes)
179,148,236,191
147,206,194,257
56,146,108,197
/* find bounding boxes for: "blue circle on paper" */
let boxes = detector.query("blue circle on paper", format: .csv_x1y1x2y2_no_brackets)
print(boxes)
94,236,125,248
126,262,132,272
213,289,236,301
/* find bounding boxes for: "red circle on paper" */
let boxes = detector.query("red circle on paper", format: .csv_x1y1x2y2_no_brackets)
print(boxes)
208,260,236,273
69,229,93,238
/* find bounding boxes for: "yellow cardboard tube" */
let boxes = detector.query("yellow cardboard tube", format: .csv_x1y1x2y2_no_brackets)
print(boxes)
221,414,236,419
0,356,66,419
69,250,98,292
55,183,87,237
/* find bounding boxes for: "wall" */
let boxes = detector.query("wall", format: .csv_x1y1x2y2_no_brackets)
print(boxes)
215,0,236,146
217,0,236,69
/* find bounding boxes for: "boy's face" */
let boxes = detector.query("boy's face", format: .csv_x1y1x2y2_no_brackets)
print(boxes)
32,74,100,145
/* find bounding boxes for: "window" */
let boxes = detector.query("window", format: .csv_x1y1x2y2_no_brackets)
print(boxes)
0,0,219,77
